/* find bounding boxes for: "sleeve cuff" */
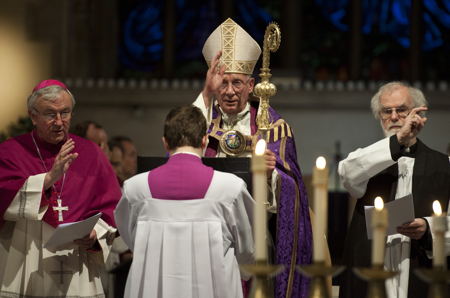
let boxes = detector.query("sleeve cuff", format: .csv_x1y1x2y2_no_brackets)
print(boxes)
418,217,432,251
389,135,405,161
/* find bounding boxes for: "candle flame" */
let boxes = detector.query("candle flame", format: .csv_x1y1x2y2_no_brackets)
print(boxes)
255,139,267,156
433,200,442,216
316,156,326,169
374,196,384,210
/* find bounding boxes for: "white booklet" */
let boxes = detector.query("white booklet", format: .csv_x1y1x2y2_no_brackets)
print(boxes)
364,194,415,239
45,213,102,249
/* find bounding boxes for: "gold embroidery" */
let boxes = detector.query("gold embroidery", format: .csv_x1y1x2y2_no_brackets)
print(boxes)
273,126,279,142
286,183,301,298
287,123,292,137
221,19,236,68
280,137,291,171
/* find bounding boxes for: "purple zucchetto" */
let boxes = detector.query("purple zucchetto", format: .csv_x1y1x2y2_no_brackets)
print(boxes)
32,79,68,92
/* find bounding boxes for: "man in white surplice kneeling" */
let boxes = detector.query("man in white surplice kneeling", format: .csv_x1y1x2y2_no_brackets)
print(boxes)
114,105,255,298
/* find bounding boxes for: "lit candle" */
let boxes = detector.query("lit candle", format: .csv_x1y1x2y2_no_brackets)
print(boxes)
372,197,388,266
312,156,328,262
252,139,268,260
432,200,447,268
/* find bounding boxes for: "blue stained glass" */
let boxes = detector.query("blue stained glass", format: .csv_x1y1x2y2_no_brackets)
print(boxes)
120,1,164,71
120,0,276,73
423,12,443,50
424,0,450,27
315,0,450,51
392,1,409,25
236,0,273,44
174,0,218,62
330,10,348,31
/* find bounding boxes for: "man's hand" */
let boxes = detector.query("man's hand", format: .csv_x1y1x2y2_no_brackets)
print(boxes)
264,149,277,178
397,218,427,240
396,106,428,147
44,139,78,190
74,229,98,249
201,51,226,108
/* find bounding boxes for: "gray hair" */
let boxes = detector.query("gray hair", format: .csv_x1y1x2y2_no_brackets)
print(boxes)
370,81,428,119
27,85,76,112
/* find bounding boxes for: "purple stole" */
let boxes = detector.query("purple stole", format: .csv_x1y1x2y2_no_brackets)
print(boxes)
148,153,214,200
205,102,313,298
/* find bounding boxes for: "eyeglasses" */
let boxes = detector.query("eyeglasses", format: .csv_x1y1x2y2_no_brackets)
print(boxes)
379,106,410,119
219,78,250,92
34,109,72,121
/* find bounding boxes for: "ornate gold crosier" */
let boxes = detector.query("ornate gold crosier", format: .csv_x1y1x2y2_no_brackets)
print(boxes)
240,23,284,298
253,23,281,141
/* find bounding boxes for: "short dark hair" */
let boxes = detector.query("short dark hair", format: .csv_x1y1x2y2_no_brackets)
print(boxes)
109,136,133,153
164,105,207,150
71,120,102,138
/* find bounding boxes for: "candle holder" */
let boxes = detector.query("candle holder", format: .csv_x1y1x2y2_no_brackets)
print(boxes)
414,267,450,298
240,260,284,298
353,265,399,298
297,261,344,298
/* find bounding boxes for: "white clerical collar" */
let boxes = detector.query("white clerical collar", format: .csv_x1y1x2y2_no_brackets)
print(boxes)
219,102,250,128
171,151,202,159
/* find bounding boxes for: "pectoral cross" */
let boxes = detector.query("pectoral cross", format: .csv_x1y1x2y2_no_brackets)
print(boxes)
53,199,68,222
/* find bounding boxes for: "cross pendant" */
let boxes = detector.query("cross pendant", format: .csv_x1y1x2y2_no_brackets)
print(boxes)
53,198,69,222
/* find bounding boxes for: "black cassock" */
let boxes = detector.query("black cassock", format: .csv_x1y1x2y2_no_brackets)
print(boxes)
339,136,450,298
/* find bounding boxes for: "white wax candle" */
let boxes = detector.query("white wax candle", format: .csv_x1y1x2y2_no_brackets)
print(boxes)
312,156,328,262
371,197,388,266
252,139,268,260
432,200,447,268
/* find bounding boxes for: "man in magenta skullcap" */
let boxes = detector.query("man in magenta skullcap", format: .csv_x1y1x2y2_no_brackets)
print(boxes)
114,105,255,298
0,79,122,297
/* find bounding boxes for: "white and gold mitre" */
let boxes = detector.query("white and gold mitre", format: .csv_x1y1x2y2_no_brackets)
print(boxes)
202,18,261,75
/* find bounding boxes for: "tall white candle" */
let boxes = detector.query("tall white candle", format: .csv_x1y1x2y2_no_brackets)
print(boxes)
372,197,388,266
252,139,268,260
432,200,447,268
312,156,328,262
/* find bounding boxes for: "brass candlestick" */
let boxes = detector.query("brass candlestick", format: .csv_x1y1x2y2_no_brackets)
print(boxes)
241,261,284,298
253,23,281,140
297,262,344,298
353,265,399,298
415,268,450,298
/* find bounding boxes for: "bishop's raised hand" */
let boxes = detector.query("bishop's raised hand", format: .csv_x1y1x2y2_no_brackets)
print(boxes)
202,51,226,108
44,138,79,190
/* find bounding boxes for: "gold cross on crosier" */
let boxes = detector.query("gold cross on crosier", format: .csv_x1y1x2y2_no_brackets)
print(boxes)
53,199,69,222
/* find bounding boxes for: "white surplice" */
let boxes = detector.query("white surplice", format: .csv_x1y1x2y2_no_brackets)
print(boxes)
0,173,116,298
339,137,450,298
115,171,255,298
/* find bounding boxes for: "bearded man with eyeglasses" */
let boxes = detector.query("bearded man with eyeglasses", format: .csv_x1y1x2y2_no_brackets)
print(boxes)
0,79,122,297
338,82,450,298
193,18,312,298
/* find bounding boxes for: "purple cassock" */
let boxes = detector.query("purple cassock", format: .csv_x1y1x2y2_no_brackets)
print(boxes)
205,102,313,298
148,153,214,200
0,131,122,228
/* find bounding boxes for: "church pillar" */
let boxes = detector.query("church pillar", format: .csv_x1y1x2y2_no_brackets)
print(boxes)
220,1,234,21
280,0,301,73
163,0,176,78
